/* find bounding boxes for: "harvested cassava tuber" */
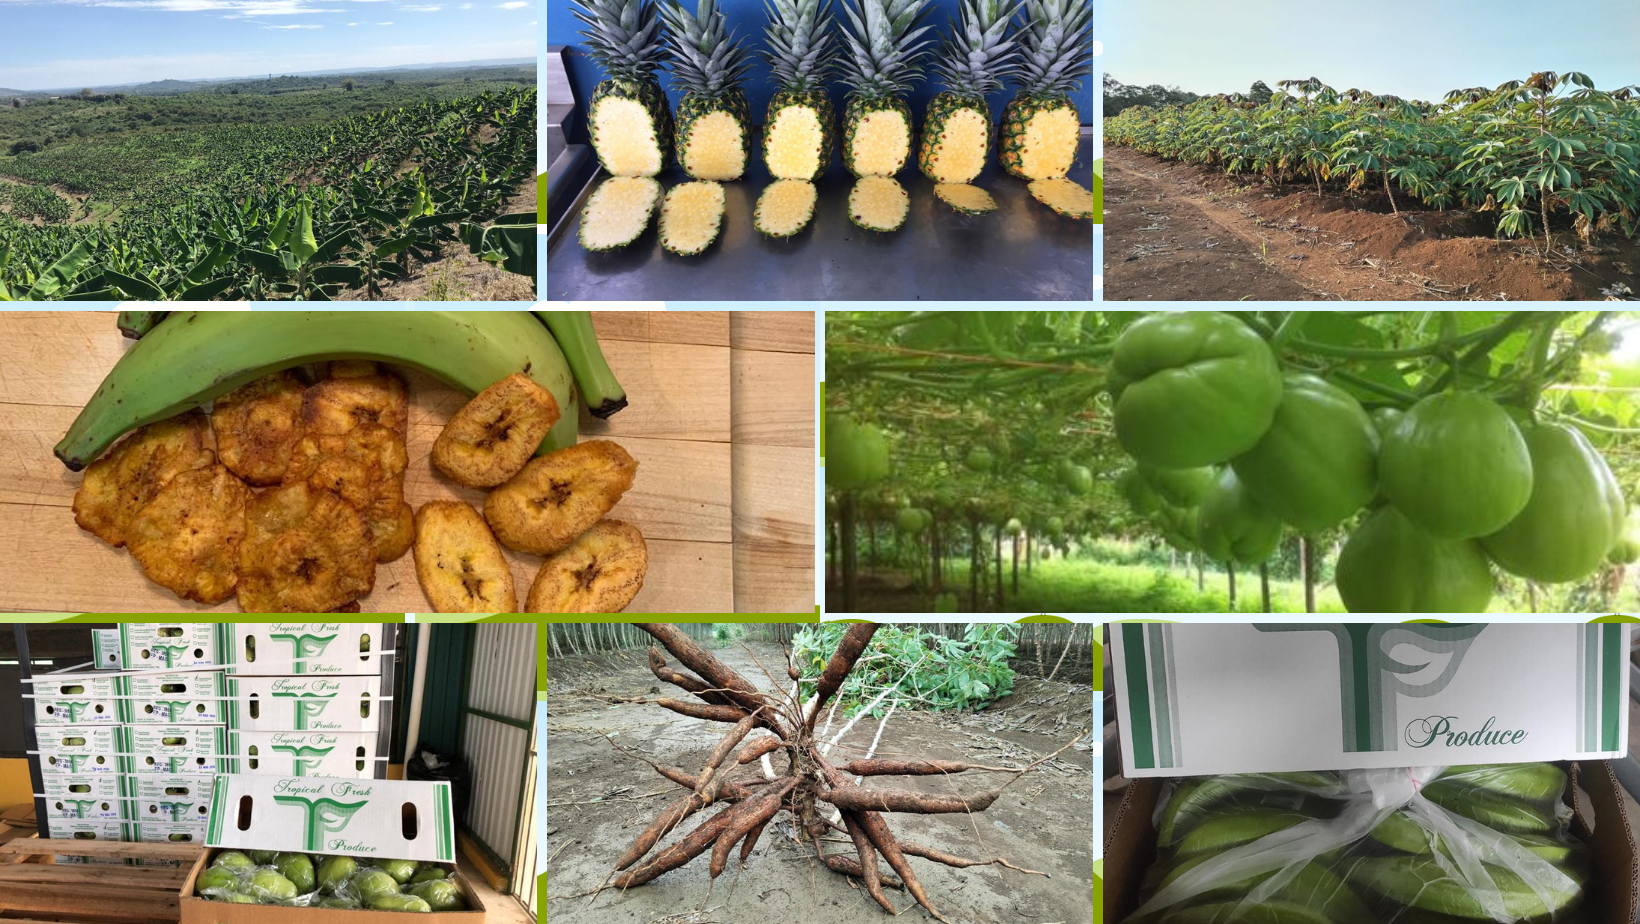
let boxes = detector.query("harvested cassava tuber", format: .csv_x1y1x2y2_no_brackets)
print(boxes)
591,623,1084,923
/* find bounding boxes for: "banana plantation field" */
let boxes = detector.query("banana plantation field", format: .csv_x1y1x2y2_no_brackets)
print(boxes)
0,79,536,300
825,311,1640,615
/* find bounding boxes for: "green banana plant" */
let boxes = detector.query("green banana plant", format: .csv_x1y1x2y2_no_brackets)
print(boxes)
240,200,361,301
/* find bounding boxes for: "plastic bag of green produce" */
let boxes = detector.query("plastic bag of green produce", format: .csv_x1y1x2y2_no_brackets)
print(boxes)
1124,764,1586,924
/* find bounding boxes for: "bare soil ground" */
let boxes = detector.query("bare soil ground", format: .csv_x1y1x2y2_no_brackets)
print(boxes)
1104,146,1640,301
545,640,1095,924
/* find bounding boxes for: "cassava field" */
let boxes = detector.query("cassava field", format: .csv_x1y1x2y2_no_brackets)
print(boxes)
1105,72,1640,301
0,65,536,300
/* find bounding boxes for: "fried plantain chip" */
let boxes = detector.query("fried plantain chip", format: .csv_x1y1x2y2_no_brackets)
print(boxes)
302,372,408,438
526,519,648,613
484,440,638,555
238,482,376,613
126,464,249,604
210,370,306,485
371,492,415,563
412,500,517,613
432,373,562,488
73,412,216,548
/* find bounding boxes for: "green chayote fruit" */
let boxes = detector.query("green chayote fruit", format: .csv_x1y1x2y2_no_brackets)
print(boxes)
213,851,255,873
351,868,401,903
197,867,241,893
409,879,466,911
318,855,358,893
274,853,315,893
249,869,298,902
410,865,450,885
222,893,260,904
318,896,362,909
370,894,433,912
249,850,278,865
379,858,417,883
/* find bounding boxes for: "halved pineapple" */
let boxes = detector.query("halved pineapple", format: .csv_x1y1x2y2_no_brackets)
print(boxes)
933,183,997,215
1027,177,1096,220
765,105,825,180
848,175,909,232
578,176,662,251
1001,100,1081,180
659,181,726,255
754,180,817,238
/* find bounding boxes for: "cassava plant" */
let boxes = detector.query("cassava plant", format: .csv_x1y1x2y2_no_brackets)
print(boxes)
597,622,1082,923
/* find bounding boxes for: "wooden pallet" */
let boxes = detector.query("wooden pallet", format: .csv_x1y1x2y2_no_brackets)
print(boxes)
0,839,202,924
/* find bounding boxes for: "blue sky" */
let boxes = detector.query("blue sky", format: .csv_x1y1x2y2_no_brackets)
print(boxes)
1106,0,1640,102
0,0,536,89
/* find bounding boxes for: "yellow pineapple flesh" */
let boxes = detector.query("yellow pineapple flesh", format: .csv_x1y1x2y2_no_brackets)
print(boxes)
848,110,910,176
1015,107,1080,179
765,106,825,180
848,175,909,231
578,176,662,251
754,179,817,237
659,181,726,255
1027,177,1095,220
927,108,988,183
933,183,997,215
591,98,665,177
681,111,747,181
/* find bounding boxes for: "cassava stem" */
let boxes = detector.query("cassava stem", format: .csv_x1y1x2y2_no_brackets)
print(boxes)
805,623,880,731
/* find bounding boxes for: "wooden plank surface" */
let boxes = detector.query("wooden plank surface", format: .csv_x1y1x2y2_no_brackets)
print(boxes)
730,313,815,613
0,311,751,614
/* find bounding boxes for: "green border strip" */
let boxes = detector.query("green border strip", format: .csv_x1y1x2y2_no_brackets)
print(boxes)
1121,624,1154,770
1603,623,1621,752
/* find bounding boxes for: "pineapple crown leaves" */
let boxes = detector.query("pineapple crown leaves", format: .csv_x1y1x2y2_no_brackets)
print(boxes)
570,0,668,82
1013,0,1093,97
659,0,753,98
761,0,839,93
932,0,1025,98
837,0,937,98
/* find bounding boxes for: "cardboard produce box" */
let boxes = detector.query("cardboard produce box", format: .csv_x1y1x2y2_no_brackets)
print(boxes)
1103,759,1640,924
124,725,227,775
32,673,120,725
133,818,208,844
123,671,225,724
38,724,120,774
93,628,123,670
179,775,481,922
226,730,379,778
226,675,381,732
39,778,122,821
219,623,385,676
45,816,125,841
127,772,215,804
121,623,217,669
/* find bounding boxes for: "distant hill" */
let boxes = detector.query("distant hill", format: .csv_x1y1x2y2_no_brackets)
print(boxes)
26,59,536,96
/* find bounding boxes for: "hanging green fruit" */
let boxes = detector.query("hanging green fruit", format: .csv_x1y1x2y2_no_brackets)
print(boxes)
965,447,995,472
1336,507,1494,613
1198,468,1283,567
1119,468,1162,516
1481,424,1626,583
825,413,889,491
1378,392,1533,539
1231,374,1379,532
1109,312,1283,468
1142,464,1216,508
1063,464,1094,494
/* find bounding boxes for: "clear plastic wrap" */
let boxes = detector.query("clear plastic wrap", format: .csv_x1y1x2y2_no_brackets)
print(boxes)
1125,764,1588,924
198,852,455,910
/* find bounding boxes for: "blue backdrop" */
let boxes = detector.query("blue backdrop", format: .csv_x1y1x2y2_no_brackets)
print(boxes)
546,0,1093,142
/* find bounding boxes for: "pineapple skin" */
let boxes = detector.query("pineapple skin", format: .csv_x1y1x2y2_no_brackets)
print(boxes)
999,91,1080,180
588,77,673,177
675,88,752,181
917,92,991,183
843,94,913,178
761,89,835,182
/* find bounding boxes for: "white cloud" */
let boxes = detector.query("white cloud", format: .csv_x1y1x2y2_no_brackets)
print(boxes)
263,21,320,26
496,1,526,8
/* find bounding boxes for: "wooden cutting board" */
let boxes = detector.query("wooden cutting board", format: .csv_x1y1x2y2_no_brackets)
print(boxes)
0,310,814,613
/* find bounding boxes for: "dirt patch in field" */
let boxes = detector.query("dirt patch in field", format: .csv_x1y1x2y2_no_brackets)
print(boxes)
545,640,1094,924
1104,147,1640,301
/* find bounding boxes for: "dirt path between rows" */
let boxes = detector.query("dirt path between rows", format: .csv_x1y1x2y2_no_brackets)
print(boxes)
545,639,1094,924
1104,146,1638,301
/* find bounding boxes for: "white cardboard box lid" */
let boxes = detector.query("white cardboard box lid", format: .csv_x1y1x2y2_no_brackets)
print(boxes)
207,775,455,863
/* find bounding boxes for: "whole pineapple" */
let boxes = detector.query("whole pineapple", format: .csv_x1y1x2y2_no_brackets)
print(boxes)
918,0,1021,184
661,0,754,181
761,0,839,182
838,0,936,177
999,0,1091,180
570,0,673,177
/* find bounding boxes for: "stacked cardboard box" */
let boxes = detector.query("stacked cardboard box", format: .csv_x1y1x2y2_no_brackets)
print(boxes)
120,624,223,846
